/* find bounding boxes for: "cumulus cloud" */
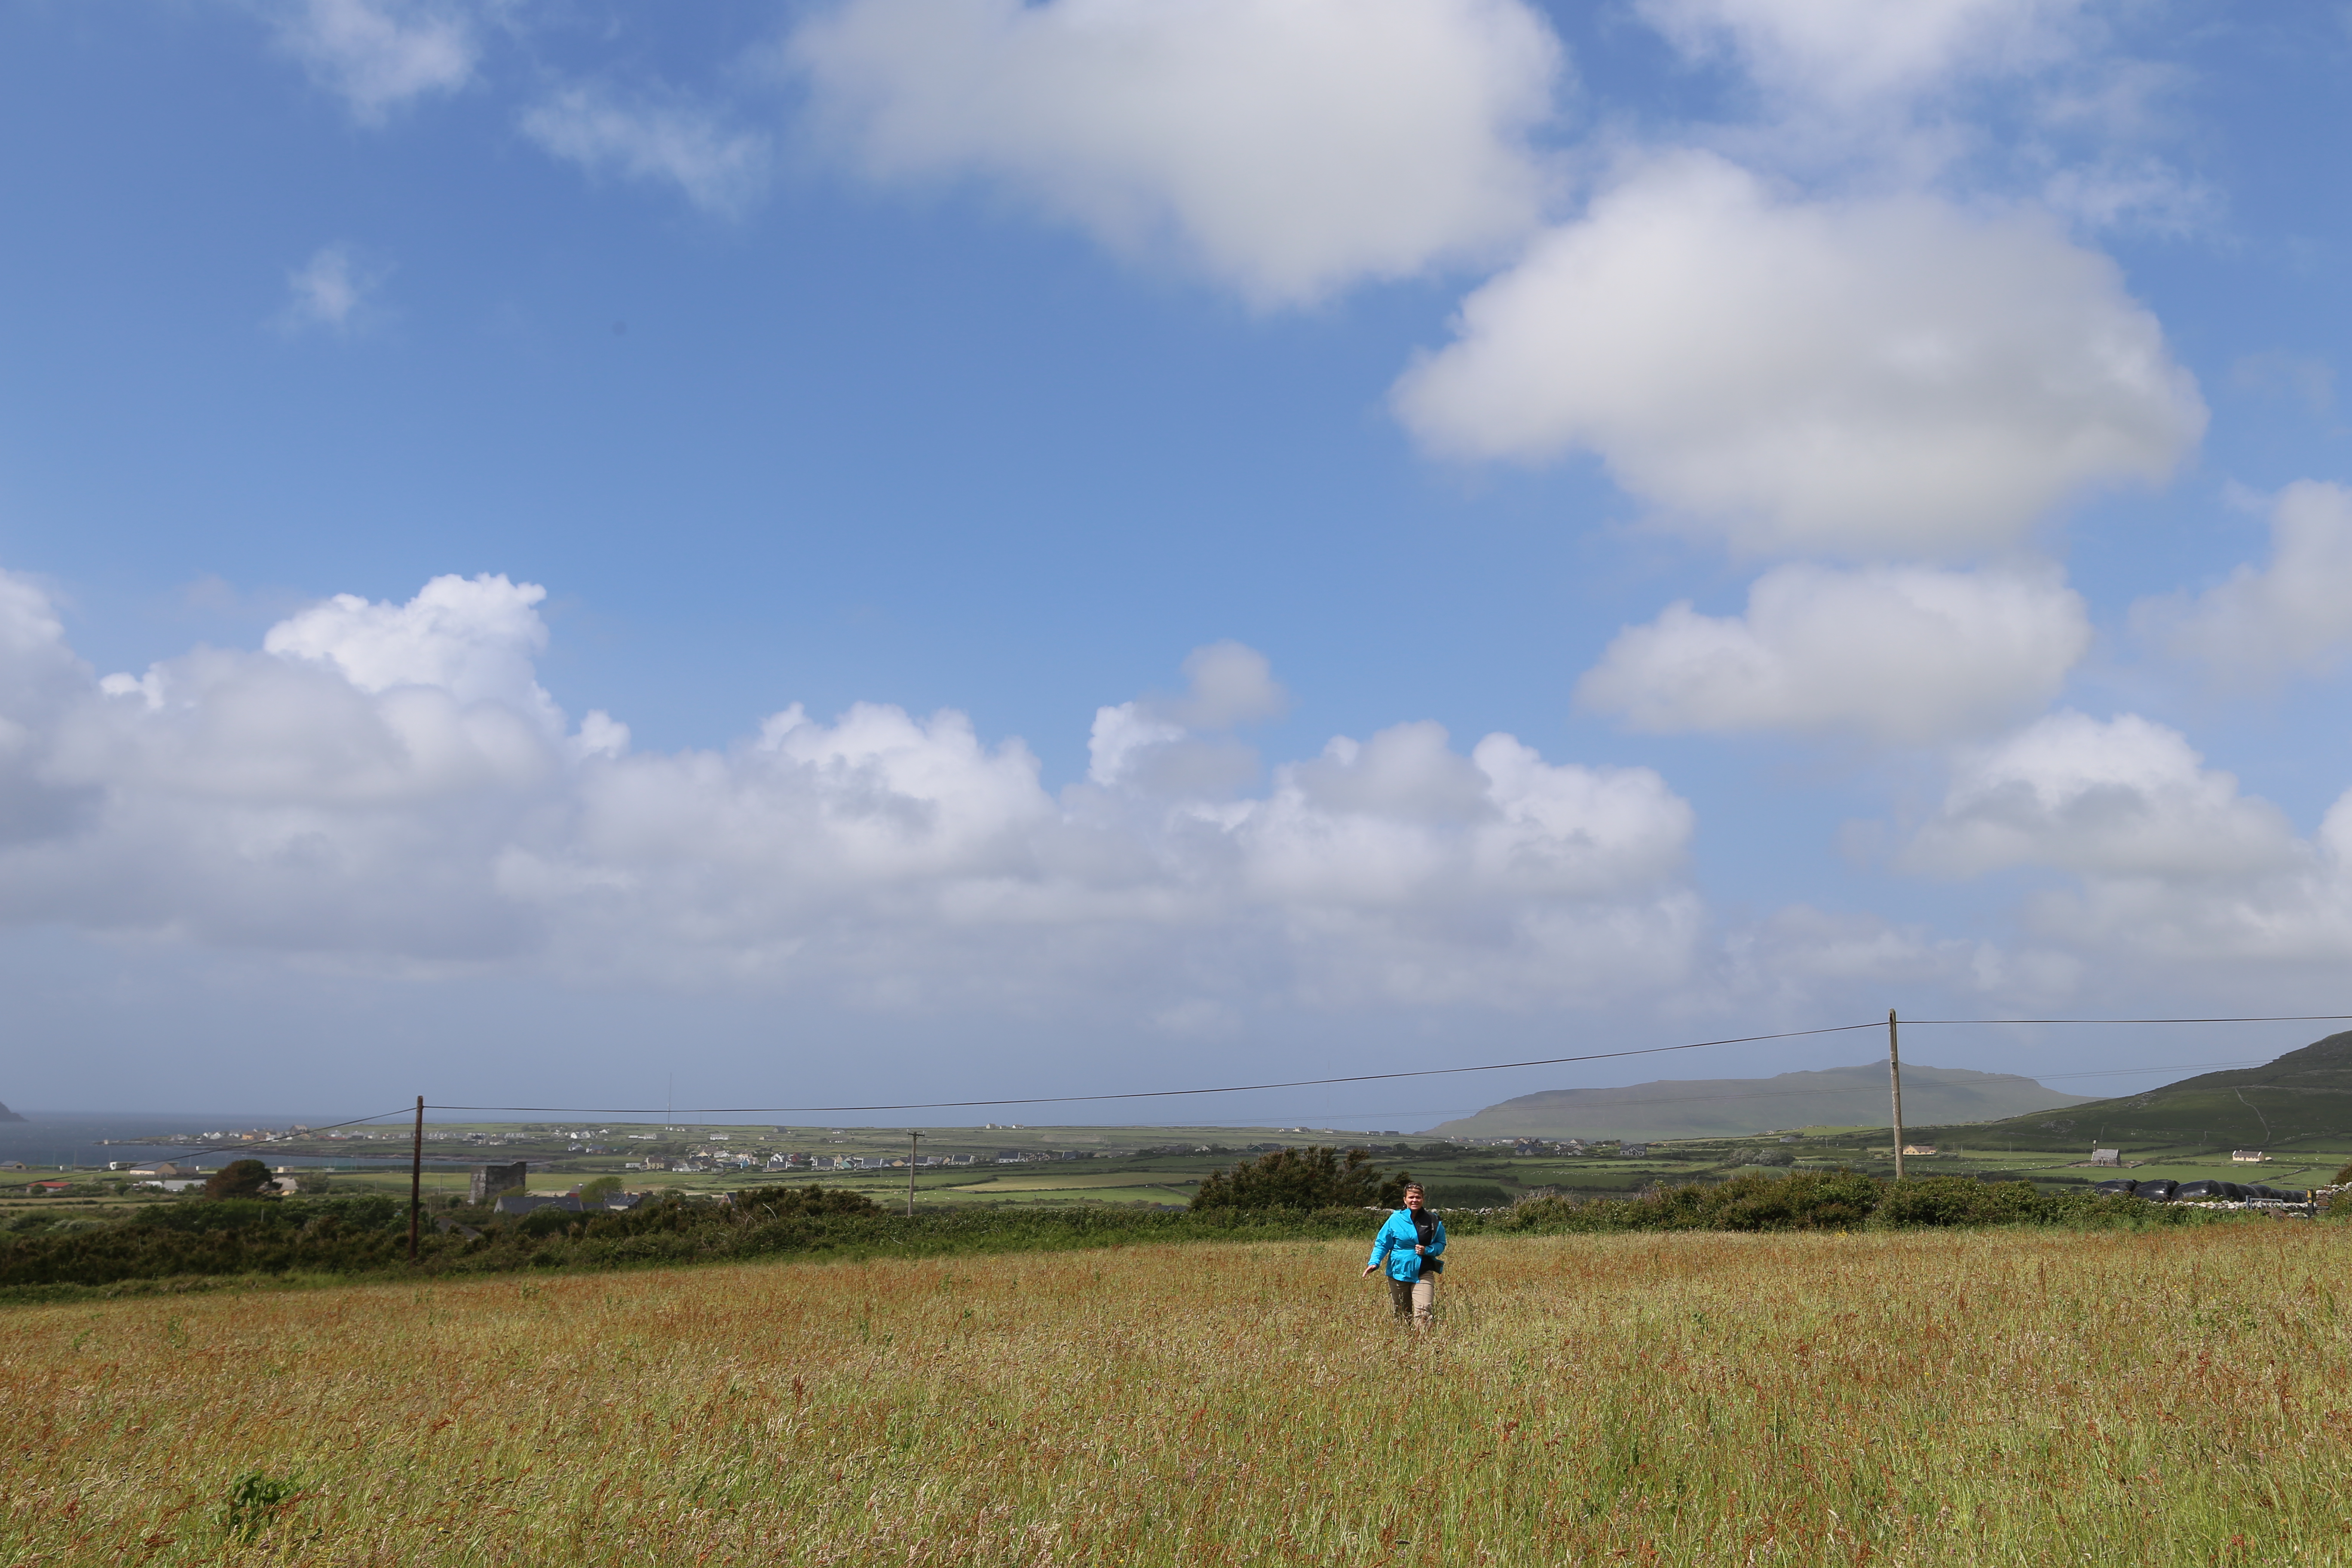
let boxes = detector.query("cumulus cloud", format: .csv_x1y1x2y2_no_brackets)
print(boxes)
2135,481,2352,684
1577,563,2089,743
1899,710,2300,882
266,0,477,122
279,245,386,334
0,571,99,847
1891,710,2352,970
1087,640,1287,790
1393,153,2204,557
261,573,560,726
521,86,776,215
1637,0,2084,106
0,574,1700,1014
785,0,1563,306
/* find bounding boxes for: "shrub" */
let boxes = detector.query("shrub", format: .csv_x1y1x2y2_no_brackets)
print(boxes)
203,1160,274,1200
733,1184,882,1218
223,1472,302,1541
1191,1147,1403,1211
1422,1182,1511,1210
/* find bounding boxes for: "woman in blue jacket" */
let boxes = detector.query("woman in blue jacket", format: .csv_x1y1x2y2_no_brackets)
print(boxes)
1364,1182,1445,1327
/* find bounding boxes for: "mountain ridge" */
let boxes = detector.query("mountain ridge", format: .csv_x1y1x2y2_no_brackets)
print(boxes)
1433,1062,2092,1141
1904,1030,2352,1151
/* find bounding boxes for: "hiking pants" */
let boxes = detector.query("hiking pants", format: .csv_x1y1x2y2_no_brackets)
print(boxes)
1388,1276,1435,1327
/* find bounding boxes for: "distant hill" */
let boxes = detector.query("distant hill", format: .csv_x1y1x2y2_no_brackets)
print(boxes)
0,1100,23,1123
1433,1063,2092,1141
1913,1030,2352,1152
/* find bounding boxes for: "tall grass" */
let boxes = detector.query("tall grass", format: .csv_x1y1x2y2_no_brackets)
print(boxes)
6,1225,2350,1564
0,1172,2219,1303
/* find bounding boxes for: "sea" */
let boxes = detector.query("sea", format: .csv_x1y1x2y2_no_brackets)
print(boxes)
0,1111,471,1175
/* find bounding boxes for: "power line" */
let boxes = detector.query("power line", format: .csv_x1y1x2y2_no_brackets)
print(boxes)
1904,1014,2352,1026
115,1107,419,1164
423,1011,2352,1120
425,1021,1886,1116
1366,1060,2277,1118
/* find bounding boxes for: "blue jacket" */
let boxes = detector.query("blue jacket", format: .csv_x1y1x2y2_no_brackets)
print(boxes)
1367,1208,1446,1282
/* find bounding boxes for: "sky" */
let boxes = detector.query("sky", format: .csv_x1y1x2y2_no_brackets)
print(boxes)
3,0,2352,1126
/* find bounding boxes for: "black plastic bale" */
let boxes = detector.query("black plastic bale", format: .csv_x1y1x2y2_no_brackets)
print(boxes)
2094,1179,2139,1196
2220,1182,2249,1201
2136,1179,2178,1202
2176,1180,2224,1200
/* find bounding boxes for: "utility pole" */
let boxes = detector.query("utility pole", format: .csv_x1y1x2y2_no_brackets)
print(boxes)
907,1130,921,1218
408,1095,424,1263
1889,1009,1907,1182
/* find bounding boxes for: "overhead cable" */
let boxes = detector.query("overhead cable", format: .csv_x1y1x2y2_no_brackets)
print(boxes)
424,1021,1887,1116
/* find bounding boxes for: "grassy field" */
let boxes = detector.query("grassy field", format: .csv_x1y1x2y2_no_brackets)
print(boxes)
7,1225,2352,1565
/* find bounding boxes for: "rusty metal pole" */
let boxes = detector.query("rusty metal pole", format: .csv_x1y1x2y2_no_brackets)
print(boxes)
906,1131,920,1218
409,1096,424,1263
1889,1010,1906,1182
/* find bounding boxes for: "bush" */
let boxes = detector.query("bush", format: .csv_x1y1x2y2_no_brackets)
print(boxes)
1191,1146,1407,1211
203,1161,273,1201
734,1184,882,1218
1422,1182,1511,1210
1498,1170,2198,1236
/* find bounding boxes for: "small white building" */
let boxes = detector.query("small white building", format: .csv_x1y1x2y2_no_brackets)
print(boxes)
2232,1150,2269,1164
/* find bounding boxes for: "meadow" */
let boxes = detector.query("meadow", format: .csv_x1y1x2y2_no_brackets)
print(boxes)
6,1224,2349,1565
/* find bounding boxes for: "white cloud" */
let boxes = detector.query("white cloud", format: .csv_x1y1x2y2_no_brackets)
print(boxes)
1637,0,2084,106
266,0,477,122
1889,710,2352,971
263,573,560,727
521,87,776,215
785,0,1563,306
1898,711,2299,881
1577,563,2089,743
279,245,385,334
1393,153,2204,557
0,575,1700,1013
0,570,99,848
2135,481,2352,684
1087,639,1287,788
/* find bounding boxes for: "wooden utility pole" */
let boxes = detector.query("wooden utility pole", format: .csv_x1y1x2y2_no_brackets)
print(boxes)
906,1131,921,1218
408,1095,424,1263
1888,1010,1907,1182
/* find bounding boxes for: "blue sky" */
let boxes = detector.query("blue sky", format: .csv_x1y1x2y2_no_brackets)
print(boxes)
3,0,2352,1124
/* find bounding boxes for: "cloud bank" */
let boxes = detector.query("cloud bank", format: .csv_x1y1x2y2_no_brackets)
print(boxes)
0,570,1700,1018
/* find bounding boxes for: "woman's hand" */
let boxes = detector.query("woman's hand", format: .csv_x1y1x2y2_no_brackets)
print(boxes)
1363,1263,1378,1276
